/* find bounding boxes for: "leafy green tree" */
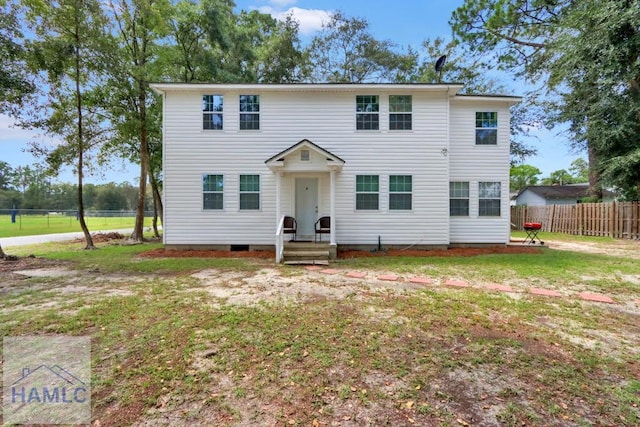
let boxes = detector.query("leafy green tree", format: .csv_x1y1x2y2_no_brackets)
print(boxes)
0,4,31,256
21,173,49,209
82,183,97,209
95,182,128,210
12,165,35,194
0,161,14,190
213,9,307,83
307,11,411,83
0,1,35,114
542,169,575,186
21,0,111,249
410,38,491,90
163,0,232,82
450,0,640,199
104,0,170,242
450,0,563,76
569,158,589,183
253,14,307,83
147,105,163,237
545,0,640,200
510,164,542,192
0,188,22,210
48,183,78,210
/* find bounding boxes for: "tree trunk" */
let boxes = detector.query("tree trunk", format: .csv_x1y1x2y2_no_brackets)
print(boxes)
151,198,159,238
587,144,603,200
0,243,5,259
148,169,163,238
74,18,94,250
131,83,149,242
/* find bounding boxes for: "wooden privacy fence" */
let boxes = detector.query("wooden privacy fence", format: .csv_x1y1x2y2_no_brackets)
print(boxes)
511,202,640,239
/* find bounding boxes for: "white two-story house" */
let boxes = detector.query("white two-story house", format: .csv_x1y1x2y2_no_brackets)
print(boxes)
150,83,520,261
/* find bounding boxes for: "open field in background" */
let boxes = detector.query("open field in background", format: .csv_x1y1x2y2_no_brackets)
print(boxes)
0,214,155,238
1,233,639,426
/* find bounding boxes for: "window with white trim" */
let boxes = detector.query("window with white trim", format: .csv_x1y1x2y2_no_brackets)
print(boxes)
449,182,469,216
239,95,260,130
356,175,379,210
389,95,412,130
239,174,260,210
203,95,223,130
203,174,223,210
476,112,497,145
389,175,412,210
356,95,379,130
479,182,501,216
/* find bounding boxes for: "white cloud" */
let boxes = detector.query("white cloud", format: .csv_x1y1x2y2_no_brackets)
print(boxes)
258,6,332,36
281,7,332,35
0,114,60,147
0,114,36,142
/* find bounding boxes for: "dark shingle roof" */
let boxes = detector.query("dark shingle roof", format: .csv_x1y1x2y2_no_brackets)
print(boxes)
523,184,590,199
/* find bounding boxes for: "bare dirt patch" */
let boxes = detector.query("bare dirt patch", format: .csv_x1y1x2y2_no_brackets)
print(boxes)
545,237,640,258
70,231,127,244
0,255,64,274
190,268,365,306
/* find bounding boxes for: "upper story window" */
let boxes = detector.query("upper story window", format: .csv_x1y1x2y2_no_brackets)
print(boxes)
203,174,223,210
239,174,260,210
389,175,412,210
449,181,469,216
356,175,379,210
203,95,223,130
356,95,379,130
479,182,501,216
389,95,412,130
476,112,497,145
239,95,260,130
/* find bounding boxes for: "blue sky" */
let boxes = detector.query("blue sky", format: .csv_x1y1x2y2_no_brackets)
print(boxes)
0,0,581,184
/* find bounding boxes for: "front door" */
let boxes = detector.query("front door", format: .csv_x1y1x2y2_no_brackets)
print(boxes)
295,178,318,239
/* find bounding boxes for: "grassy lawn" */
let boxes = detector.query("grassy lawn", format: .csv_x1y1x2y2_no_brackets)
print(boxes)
1,236,639,426
0,214,154,238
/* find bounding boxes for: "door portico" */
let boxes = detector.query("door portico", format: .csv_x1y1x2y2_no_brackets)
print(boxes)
265,139,345,247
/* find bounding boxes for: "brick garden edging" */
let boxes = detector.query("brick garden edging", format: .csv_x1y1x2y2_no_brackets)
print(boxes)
304,266,631,306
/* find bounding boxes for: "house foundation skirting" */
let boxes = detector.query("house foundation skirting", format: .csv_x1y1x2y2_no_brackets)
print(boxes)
164,243,507,255
164,244,274,252
447,243,509,249
338,244,450,252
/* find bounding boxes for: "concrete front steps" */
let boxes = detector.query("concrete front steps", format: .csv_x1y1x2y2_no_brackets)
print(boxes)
283,241,330,265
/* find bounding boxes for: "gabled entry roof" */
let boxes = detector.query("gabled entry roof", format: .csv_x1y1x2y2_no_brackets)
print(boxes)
265,139,345,172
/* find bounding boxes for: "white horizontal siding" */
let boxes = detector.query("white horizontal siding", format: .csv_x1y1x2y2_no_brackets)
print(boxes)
448,99,512,244
162,87,514,246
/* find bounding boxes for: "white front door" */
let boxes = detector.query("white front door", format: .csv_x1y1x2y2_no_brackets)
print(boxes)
295,178,318,239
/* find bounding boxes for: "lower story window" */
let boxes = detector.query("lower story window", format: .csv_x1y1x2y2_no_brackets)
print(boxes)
240,174,260,210
449,181,469,216
356,175,379,210
479,181,501,216
203,174,223,210
389,175,412,210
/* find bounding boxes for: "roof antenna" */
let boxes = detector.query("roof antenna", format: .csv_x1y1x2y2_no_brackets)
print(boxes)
435,55,447,83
